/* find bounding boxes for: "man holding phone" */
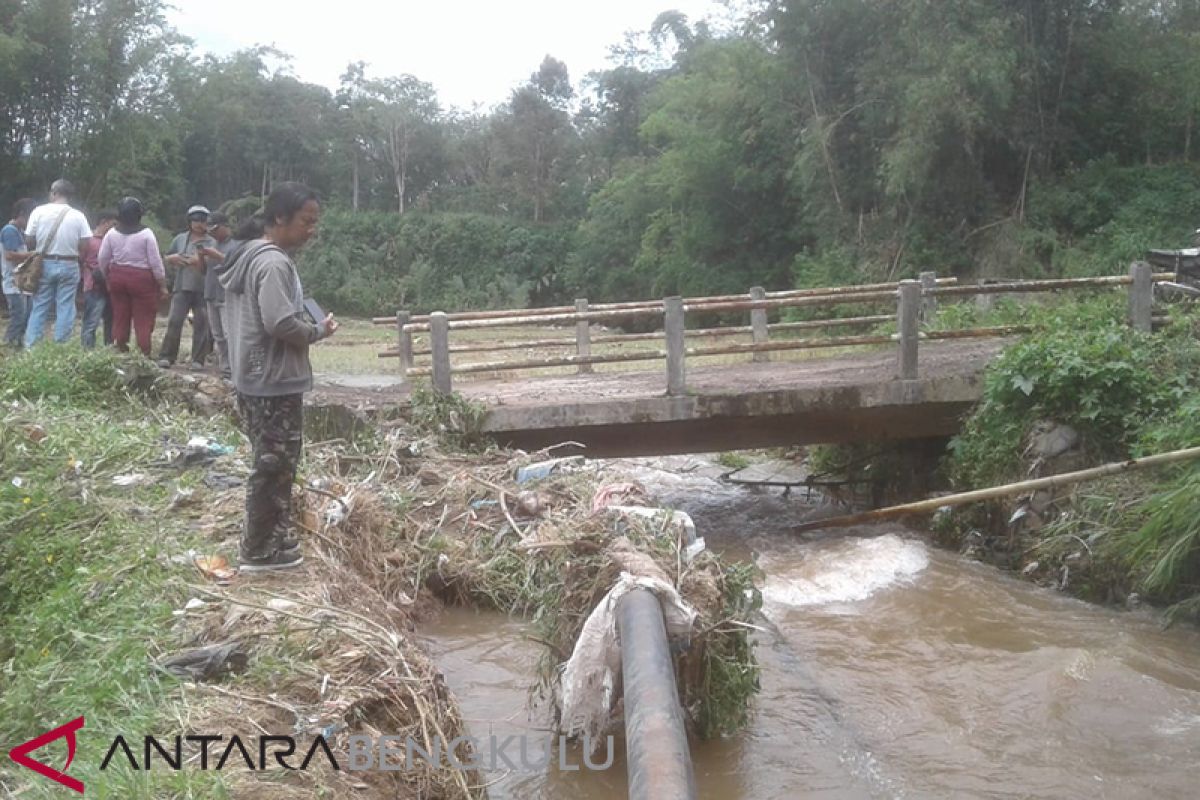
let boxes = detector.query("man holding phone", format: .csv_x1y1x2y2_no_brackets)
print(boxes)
220,183,337,572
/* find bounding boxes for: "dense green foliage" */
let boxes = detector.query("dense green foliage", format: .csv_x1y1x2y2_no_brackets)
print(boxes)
948,301,1200,487
8,2,1200,314
0,348,237,795
943,305,1200,617
300,210,574,314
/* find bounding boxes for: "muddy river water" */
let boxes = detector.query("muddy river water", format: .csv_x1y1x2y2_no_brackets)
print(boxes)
422,458,1200,799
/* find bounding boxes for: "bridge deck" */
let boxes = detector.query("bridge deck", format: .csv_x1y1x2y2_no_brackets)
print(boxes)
455,339,1001,407
456,339,1008,457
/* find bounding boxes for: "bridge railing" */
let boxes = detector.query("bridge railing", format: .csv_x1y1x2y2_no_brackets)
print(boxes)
375,264,1171,395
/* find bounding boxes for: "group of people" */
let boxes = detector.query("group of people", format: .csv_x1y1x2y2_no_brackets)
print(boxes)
1,179,340,573
0,180,246,375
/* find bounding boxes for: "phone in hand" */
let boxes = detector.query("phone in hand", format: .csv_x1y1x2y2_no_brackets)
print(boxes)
303,297,326,324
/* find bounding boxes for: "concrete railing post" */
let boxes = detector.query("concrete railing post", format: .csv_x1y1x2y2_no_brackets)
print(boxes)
897,280,921,380
430,311,452,394
396,310,412,381
575,298,594,374
665,296,686,396
749,286,769,363
1129,261,1154,333
919,271,938,323
975,278,996,313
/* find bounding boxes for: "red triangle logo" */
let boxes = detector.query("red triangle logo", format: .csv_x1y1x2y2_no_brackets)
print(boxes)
8,716,85,794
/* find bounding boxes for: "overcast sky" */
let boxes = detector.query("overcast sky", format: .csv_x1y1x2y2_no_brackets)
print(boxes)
167,0,733,110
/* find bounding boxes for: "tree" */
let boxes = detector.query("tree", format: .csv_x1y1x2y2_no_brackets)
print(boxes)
342,69,445,214
493,56,579,222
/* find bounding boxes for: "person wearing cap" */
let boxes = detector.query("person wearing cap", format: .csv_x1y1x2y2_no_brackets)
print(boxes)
22,179,92,347
157,204,216,368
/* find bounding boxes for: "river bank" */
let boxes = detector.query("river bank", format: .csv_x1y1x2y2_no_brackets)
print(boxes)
0,346,758,798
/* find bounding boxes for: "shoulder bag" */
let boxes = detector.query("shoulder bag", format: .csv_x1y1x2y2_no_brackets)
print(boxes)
14,206,72,294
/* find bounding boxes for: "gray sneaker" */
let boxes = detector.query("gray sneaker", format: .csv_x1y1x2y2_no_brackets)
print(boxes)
156,358,171,369
238,549,304,573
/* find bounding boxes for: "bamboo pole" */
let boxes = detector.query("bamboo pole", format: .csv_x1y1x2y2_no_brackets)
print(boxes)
926,273,1172,297
373,272,1174,328
925,325,1032,340
383,315,895,358
680,290,898,316
404,332,904,374
685,334,894,357
793,446,1200,534
396,290,901,333
382,322,1034,361
393,274,1176,333
369,278,961,326
405,348,670,376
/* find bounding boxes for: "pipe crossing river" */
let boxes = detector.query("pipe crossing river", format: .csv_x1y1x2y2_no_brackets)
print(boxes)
423,455,1200,800
615,588,697,800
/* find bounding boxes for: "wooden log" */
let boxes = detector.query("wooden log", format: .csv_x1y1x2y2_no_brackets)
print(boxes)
793,445,1200,534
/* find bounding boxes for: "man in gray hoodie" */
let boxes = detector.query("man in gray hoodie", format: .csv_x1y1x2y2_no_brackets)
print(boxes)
219,183,337,572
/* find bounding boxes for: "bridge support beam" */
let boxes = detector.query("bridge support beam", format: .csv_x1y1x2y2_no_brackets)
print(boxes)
897,280,921,380
665,296,686,396
617,588,697,800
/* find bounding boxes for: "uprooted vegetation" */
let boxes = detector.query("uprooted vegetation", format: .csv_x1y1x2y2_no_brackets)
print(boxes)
0,345,761,797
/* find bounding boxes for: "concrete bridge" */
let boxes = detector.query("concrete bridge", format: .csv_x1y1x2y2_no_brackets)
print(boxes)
361,265,1166,458
457,339,1003,457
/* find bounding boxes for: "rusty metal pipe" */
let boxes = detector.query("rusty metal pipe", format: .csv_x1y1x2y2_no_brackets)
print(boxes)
616,588,697,800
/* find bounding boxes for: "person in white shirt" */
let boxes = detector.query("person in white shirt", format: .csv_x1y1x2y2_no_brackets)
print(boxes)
22,179,92,347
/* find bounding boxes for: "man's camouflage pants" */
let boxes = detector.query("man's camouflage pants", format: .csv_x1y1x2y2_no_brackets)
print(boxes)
237,392,303,559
